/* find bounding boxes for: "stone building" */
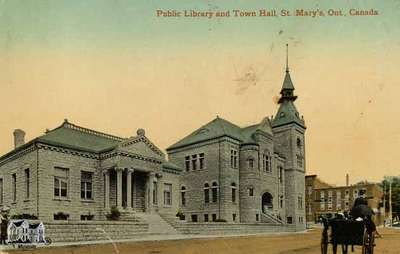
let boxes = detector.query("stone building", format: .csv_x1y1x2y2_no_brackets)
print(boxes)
0,56,307,230
305,175,384,225
167,64,306,227
0,121,181,222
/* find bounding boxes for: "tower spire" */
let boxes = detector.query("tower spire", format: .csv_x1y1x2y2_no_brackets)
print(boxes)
286,43,289,72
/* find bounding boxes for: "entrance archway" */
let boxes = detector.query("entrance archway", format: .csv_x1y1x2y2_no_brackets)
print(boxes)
262,192,273,213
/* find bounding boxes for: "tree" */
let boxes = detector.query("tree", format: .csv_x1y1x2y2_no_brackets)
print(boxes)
380,176,400,222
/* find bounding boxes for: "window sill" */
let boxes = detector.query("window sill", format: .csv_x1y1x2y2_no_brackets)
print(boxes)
53,198,71,202
23,199,31,202
163,205,172,208
81,199,95,203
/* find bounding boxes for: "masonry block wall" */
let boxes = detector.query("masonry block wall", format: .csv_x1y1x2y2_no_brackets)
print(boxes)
37,147,103,222
0,145,38,217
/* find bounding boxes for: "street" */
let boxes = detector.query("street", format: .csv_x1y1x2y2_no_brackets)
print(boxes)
2,227,400,254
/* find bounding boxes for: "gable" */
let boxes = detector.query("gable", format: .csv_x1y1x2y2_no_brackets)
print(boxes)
118,137,164,159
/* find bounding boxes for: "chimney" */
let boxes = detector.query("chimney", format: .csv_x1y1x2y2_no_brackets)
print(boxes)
13,129,26,148
346,173,349,186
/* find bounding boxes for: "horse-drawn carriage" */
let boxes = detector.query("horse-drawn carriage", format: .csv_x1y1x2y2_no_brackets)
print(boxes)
321,217,375,254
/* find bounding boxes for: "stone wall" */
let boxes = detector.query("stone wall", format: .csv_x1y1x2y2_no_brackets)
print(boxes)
172,222,298,235
45,221,148,242
0,145,39,217
37,147,103,221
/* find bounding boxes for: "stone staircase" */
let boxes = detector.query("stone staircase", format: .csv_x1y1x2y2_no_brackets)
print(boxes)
134,213,179,234
261,212,284,224
119,210,142,222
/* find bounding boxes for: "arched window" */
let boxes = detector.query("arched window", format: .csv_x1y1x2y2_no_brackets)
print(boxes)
247,157,254,169
181,186,186,206
211,182,218,203
231,183,237,202
204,183,210,203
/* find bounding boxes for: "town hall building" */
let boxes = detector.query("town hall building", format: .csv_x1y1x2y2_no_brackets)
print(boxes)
0,55,306,230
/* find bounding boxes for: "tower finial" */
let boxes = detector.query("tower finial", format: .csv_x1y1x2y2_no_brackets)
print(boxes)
286,43,289,72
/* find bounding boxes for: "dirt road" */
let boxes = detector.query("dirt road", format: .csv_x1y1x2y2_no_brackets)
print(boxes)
3,227,400,254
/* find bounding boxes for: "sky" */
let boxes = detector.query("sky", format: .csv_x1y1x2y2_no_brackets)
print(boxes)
1,0,400,185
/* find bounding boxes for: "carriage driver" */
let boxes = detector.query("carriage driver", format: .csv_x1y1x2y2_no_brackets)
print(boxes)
350,197,381,238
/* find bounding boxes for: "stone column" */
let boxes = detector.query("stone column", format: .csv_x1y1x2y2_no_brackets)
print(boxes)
104,170,110,210
146,172,156,213
116,167,123,209
126,169,134,209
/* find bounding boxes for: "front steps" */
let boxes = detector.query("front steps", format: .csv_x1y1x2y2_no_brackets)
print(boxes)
134,213,179,234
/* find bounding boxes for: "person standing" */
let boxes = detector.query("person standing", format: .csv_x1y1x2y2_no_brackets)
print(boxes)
0,213,8,244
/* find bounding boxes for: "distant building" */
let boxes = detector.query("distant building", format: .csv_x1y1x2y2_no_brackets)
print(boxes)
305,175,384,225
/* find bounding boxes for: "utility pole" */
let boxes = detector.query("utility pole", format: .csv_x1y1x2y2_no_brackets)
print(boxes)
383,183,386,227
389,179,393,227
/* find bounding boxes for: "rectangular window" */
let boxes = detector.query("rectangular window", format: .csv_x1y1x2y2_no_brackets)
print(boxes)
0,179,3,205
25,169,30,199
232,188,236,202
153,181,158,205
54,167,69,199
296,154,303,168
287,216,293,224
280,196,284,208
192,155,197,170
199,153,205,169
212,214,217,222
298,196,303,209
204,214,209,222
12,173,16,202
80,215,94,221
248,188,254,196
256,214,259,221
80,171,93,200
230,149,238,168
232,214,236,222
279,167,283,182
163,183,172,206
191,214,198,222
185,156,190,171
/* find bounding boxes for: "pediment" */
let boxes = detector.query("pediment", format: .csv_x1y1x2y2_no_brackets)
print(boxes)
117,136,165,160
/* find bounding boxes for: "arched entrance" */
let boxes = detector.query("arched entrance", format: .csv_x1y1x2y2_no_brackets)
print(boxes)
262,192,273,213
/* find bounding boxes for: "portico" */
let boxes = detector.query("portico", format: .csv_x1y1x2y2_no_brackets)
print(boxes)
103,167,160,213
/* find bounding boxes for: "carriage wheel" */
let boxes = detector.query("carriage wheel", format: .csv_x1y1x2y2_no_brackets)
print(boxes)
361,230,375,254
341,244,348,254
321,232,328,254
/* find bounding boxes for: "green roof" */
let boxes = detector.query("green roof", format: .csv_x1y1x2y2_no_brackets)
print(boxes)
167,116,275,150
282,71,295,90
167,117,244,150
37,121,124,153
272,101,305,128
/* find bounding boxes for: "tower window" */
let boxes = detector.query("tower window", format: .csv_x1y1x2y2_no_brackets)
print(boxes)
192,155,197,170
181,186,186,206
199,153,205,169
230,149,238,168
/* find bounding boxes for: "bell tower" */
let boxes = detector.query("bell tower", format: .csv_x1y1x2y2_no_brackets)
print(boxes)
272,44,306,229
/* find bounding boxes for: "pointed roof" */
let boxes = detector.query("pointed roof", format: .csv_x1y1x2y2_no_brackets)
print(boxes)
272,101,305,128
282,71,295,91
167,117,244,150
